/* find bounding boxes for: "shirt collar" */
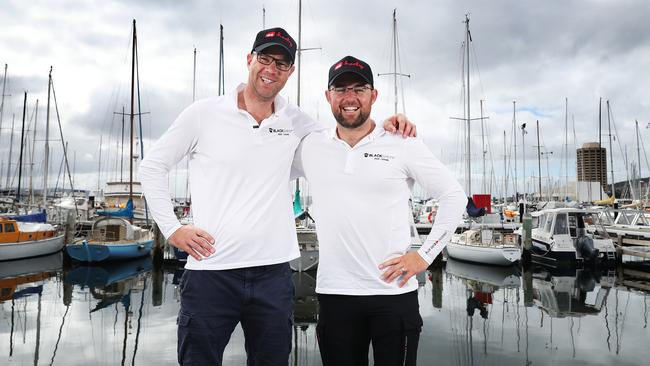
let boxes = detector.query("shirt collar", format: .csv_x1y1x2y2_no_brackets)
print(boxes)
328,122,386,143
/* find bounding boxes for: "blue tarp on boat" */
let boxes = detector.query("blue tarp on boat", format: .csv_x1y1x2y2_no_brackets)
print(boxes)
97,198,134,218
7,210,47,223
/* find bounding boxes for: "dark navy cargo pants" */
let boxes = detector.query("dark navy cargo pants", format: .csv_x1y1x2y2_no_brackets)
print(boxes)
177,262,294,365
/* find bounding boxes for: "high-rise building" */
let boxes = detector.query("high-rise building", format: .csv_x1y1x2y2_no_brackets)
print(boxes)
577,142,608,192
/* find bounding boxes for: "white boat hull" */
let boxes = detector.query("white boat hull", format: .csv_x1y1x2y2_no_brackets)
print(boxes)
0,234,66,261
446,241,520,266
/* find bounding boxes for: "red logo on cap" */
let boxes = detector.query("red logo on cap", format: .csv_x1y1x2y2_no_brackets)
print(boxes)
264,31,293,48
334,62,343,70
342,60,364,70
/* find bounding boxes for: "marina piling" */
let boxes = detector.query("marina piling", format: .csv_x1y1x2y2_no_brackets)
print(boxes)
521,214,532,265
152,223,164,263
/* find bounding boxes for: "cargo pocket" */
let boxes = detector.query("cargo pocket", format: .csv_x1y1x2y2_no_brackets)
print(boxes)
177,311,192,364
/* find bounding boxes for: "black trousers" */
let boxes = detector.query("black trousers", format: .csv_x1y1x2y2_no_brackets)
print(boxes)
177,263,294,366
317,291,422,366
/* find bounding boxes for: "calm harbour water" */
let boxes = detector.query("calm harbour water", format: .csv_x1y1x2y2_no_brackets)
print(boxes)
1,253,649,365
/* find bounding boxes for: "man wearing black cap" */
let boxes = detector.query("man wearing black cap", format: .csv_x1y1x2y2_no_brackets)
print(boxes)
140,29,417,365
291,56,466,365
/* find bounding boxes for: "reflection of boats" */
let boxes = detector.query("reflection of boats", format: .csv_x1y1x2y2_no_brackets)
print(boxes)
0,251,63,279
524,208,617,266
65,256,153,288
0,252,62,302
66,216,154,262
292,271,318,324
447,228,520,266
445,258,521,288
531,266,614,317
0,218,65,261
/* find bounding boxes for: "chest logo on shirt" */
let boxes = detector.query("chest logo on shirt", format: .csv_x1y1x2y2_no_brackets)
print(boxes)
268,127,294,136
363,152,395,162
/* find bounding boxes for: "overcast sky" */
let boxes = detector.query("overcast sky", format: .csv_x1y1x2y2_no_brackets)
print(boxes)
1,0,649,198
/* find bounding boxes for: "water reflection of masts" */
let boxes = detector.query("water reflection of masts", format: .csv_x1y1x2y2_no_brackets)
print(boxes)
10,298,15,356
131,278,148,365
34,292,42,366
643,294,648,329
614,289,632,355
121,290,132,366
49,304,70,365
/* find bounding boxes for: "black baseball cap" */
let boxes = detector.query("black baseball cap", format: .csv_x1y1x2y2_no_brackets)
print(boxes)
328,56,374,88
252,27,297,63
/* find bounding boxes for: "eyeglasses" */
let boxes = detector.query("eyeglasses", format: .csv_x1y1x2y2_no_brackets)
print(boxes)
254,52,293,71
329,85,373,95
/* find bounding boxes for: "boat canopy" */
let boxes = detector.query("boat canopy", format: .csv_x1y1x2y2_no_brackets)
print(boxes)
6,210,47,223
97,198,133,219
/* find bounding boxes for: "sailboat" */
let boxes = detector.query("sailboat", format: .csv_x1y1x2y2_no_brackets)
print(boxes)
66,20,153,263
445,15,521,266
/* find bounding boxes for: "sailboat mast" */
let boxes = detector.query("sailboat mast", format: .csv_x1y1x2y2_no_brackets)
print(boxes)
465,15,471,195
636,120,641,200
5,114,14,189
607,100,614,198
44,67,52,207
560,97,564,200
120,105,125,182
393,9,398,115
537,120,542,200
480,99,485,193
503,130,507,203
295,0,303,193
29,99,39,205
598,97,602,200
296,0,302,108
513,101,517,200
218,24,225,96
129,19,136,207
17,92,27,204
97,134,102,194
0,64,7,190
521,123,526,202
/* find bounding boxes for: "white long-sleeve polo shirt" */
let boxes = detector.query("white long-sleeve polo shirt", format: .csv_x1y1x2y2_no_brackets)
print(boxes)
292,126,466,295
139,84,321,270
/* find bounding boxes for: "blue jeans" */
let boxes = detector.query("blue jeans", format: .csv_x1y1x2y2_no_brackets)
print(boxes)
177,263,294,365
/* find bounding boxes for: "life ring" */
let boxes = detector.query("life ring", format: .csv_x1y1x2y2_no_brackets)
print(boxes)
428,211,434,224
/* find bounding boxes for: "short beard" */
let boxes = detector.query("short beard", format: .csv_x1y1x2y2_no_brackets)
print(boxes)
333,109,370,129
